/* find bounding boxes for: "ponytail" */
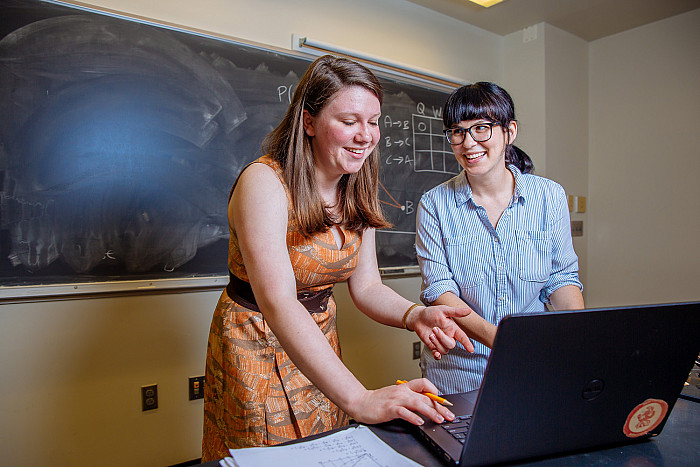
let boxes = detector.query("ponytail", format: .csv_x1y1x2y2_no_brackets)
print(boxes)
506,145,534,174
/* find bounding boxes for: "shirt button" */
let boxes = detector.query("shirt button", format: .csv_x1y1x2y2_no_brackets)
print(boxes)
499,296,505,301
498,266,503,270
494,237,499,242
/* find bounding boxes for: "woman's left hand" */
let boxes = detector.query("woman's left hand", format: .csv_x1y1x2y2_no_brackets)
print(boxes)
407,305,474,359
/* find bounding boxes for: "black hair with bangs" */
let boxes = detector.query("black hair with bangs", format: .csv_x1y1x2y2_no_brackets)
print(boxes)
443,82,533,173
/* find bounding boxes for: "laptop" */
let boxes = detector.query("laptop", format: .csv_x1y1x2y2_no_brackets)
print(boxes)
416,302,700,466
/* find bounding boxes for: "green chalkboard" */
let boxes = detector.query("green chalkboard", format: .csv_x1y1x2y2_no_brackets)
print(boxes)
0,0,459,291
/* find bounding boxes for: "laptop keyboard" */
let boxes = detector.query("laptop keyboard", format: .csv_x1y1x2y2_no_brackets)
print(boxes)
440,415,473,444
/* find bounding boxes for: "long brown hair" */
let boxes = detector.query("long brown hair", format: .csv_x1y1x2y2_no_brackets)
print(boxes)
262,55,391,236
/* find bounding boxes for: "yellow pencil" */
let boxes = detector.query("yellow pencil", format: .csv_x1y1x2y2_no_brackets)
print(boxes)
396,379,453,406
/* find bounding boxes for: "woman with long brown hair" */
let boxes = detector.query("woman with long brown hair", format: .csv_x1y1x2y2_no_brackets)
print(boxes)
201,55,472,459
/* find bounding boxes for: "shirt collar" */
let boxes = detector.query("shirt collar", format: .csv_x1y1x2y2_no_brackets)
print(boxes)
454,164,526,207
509,164,526,204
454,171,471,206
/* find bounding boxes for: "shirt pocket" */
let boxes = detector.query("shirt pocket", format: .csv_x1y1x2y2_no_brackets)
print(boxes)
443,234,485,289
515,230,552,282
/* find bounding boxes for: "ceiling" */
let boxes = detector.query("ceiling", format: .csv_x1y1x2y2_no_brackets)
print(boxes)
404,0,700,41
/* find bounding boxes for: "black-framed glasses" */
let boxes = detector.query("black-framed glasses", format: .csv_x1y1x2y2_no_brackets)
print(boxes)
443,122,501,145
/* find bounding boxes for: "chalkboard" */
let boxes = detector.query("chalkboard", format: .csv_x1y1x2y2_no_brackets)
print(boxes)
0,0,459,292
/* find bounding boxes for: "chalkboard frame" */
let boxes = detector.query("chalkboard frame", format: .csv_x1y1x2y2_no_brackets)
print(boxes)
0,0,458,299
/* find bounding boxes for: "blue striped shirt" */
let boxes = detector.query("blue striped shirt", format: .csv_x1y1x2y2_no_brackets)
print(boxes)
416,165,582,393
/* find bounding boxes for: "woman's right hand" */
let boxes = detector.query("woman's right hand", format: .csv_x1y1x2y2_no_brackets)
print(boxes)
346,378,455,426
407,304,474,359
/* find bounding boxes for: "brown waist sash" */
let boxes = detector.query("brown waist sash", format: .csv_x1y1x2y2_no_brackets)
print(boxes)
226,272,333,314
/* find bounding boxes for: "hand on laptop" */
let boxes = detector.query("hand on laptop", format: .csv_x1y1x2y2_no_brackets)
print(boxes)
349,378,455,426
405,304,474,359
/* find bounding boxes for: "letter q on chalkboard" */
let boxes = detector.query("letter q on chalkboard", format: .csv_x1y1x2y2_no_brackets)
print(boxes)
0,0,459,294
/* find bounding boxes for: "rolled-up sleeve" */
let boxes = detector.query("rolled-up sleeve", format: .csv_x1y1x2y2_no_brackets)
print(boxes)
539,185,583,303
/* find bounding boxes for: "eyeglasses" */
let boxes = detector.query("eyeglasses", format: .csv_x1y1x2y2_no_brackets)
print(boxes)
443,122,501,145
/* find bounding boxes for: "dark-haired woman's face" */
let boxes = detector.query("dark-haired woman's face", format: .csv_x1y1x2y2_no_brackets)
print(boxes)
449,119,516,179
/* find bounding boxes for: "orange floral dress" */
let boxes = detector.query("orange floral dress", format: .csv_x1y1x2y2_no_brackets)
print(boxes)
201,155,361,461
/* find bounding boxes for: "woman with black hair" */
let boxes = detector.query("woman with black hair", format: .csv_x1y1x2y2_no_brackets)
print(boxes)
416,82,584,393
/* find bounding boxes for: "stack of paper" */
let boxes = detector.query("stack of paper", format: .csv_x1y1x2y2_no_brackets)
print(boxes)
219,425,421,467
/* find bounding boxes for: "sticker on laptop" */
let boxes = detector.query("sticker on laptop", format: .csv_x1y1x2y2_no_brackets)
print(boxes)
623,398,668,438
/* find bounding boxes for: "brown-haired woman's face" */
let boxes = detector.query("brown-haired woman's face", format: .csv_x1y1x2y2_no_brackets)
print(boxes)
302,85,380,180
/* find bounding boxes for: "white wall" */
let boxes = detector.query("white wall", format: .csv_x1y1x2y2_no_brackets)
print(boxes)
543,24,589,293
502,23,589,294
587,8,700,307
0,1,503,465
0,290,219,466
84,0,502,84
502,24,547,171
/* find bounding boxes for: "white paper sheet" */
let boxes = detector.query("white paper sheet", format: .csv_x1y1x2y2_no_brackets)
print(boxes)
222,425,422,467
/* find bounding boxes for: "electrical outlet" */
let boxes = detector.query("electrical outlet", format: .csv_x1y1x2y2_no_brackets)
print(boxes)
141,384,158,411
189,376,205,400
413,341,421,360
571,220,583,237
